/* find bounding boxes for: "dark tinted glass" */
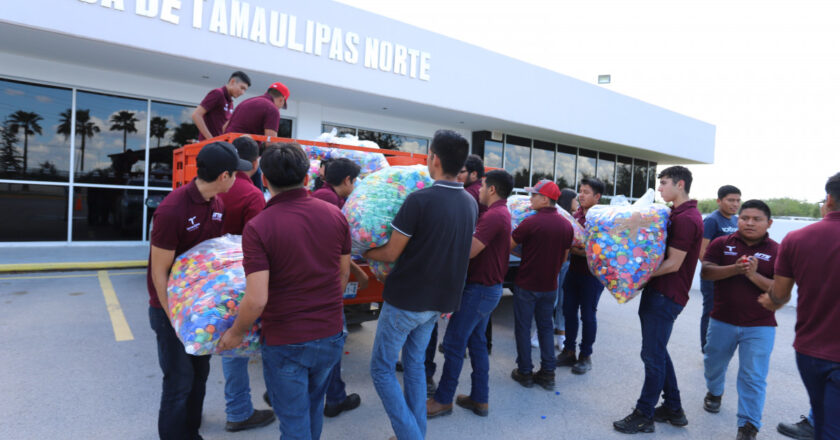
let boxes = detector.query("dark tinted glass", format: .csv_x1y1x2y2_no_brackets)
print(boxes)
616,156,633,197
531,140,554,185
555,145,576,190
146,189,170,239
504,137,531,188
0,182,68,241
72,187,144,241
321,123,356,137
597,153,615,196
577,148,597,184
278,118,293,138
149,101,197,188
0,79,73,182
633,159,649,198
648,162,658,190
74,91,147,186
484,140,502,168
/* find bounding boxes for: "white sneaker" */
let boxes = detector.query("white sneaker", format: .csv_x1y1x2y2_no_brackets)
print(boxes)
555,335,565,350
531,331,539,348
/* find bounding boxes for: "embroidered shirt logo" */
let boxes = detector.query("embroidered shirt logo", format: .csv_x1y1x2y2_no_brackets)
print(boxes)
724,245,738,256
212,212,223,222
754,253,772,261
186,216,201,232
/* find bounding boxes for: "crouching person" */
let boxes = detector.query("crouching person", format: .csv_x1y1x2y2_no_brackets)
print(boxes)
219,143,351,440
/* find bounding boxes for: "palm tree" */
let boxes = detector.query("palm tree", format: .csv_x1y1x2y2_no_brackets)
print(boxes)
150,116,169,148
58,109,100,172
0,120,23,174
109,111,139,152
8,110,43,175
171,122,199,146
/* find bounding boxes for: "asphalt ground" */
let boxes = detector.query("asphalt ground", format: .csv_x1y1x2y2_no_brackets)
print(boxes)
0,269,811,439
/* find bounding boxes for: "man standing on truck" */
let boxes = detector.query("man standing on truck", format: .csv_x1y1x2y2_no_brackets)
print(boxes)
311,157,368,418
224,82,289,139
365,130,477,440
192,71,251,141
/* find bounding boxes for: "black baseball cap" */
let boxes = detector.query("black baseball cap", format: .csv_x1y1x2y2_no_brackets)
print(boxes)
196,141,252,180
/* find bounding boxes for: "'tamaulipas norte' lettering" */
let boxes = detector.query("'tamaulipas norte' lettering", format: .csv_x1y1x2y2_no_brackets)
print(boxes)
78,0,432,81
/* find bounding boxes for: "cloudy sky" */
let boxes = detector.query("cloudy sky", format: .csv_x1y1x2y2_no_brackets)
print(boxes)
338,0,839,202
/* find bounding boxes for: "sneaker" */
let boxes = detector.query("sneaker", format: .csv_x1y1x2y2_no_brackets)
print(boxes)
456,394,488,417
653,405,688,427
571,356,592,375
556,350,577,367
777,416,815,440
426,376,436,398
703,392,722,414
737,422,759,440
555,334,565,350
426,398,453,419
534,369,556,391
531,331,540,348
510,368,535,388
225,409,276,432
613,409,655,434
323,393,361,418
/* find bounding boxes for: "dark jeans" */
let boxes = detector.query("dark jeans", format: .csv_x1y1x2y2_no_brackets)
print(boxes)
262,332,344,440
796,352,840,440
700,279,714,352
635,288,684,418
425,322,438,378
434,283,503,404
325,314,349,406
513,285,557,373
562,270,604,357
149,306,210,440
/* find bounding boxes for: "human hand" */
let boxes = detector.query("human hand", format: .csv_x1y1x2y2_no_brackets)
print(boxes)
757,293,783,312
217,327,245,352
358,272,370,290
736,255,752,274
746,256,758,277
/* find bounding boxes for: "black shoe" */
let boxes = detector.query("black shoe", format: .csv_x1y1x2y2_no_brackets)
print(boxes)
613,409,655,434
703,392,722,414
225,409,276,432
426,376,436,398
737,422,759,440
324,393,361,418
653,405,688,427
263,391,271,408
534,369,556,391
556,350,577,367
395,361,404,372
777,416,815,440
571,356,592,375
438,343,444,354
510,368,535,388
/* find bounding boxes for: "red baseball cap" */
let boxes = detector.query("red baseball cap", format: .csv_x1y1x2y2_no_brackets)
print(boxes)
269,82,290,109
524,179,561,201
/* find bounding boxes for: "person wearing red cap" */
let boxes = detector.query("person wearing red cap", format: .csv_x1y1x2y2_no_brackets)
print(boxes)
509,179,574,391
224,82,290,138
192,71,251,141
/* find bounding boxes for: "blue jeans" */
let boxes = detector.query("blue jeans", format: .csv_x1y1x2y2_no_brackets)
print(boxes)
703,319,775,429
223,357,254,422
325,314,349,406
562,270,604,357
700,279,714,352
635,288,684,418
370,302,438,440
553,262,570,331
796,352,840,440
149,306,210,440
262,332,344,440
434,283,503,404
513,285,557,373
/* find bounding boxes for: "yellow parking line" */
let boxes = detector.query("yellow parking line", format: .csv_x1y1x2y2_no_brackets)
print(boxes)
97,270,135,342
0,270,146,281
0,260,147,273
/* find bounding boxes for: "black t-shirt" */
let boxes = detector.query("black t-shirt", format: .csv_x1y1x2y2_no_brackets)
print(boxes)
383,180,478,313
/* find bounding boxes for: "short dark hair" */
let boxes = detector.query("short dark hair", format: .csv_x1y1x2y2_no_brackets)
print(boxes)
267,88,285,99
196,166,223,182
429,130,469,177
483,169,513,199
826,172,840,209
739,199,771,219
717,185,741,200
658,165,693,194
579,177,605,196
232,136,259,162
558,188,578,213
325,158,361,186
260,143,308,189
464,154,485,179
229,71,251,87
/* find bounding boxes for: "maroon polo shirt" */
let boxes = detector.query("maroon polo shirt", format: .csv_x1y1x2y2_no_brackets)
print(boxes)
464,179,485,215
146,180,225,308
242,188,350,346
569,206,591,274
225,93,281,136
512,207,574,292
775,211,840,363
467,199,511,286
197,86,233,140
703,232,779,327
648,199,704,306
218,172,265,235
311,185,345,209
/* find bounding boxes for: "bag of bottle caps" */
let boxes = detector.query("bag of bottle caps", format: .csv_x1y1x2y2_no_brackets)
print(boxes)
506,195,585,247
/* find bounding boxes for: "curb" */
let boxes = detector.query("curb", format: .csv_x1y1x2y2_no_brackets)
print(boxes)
0,260,148,274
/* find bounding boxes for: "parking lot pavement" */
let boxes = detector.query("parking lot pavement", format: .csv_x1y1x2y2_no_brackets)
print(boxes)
1,270,809,439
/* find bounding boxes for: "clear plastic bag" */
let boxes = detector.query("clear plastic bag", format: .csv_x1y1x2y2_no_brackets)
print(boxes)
584,189,671,303
506,194,585,247
167,234,261,357
301,144,390,181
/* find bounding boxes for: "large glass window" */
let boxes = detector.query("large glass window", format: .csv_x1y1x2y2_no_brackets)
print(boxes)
146,189,170,239
149,101,197,188
633,159,649,198
530,140,555,185
555,145,576,190
484,140,503,169
616,156,633,197
71,187,144,241
597,153,616,196
504,136,531,189
321,123,356,137
0,79,73,182
320,123,428,153
0,182,68,241
648,162,658,190
74,91,147,186
577,148,597,185
278,118,293,138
